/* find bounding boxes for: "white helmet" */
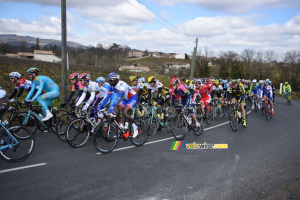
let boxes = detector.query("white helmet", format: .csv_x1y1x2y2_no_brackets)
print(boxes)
9,72,21,79
266,79,270,82
259,80,263,84
252,79,257,83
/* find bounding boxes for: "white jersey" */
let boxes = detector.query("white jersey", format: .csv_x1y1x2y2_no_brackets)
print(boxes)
133,83,144,91
112,80,136,100
185,84,194,90
213,85,223,92
83,81,100,93
96,86,109,99
0,87,6,98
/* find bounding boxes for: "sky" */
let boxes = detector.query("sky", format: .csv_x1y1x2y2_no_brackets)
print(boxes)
0,0,299,57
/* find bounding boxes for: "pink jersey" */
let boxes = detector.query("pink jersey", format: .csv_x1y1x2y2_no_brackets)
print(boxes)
71,81,84,91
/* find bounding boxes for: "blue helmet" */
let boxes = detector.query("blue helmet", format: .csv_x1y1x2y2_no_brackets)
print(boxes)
138,77,145,83
108,73,120,80
96,77,105,83
269,81,272,84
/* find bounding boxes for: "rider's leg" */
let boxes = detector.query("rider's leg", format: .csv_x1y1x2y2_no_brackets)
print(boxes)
37,90,59,120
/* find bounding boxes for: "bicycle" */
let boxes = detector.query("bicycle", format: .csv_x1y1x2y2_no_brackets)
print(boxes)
211,97,225,120
286,92,292,105
0,101,25,126
229,102,246,131
143,102,175,137
172,107,204,141
11,101,65,138
261,99,272,120
93,109,148,154
194,101,213,125
0,121,35,162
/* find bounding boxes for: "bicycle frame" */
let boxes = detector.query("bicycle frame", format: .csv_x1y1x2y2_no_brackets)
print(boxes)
0,122,19,151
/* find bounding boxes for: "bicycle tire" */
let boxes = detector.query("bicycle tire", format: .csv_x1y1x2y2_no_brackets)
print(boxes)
164,113,176,133
230,111,239,131
265,103,271,120
172,114,187,141
93,122,118,154
65,118,90,148
130,119,148,146
206,109,214,125
0,126,35,163
11,112,37,137
145,115,158,137
192,118,204,136
55,114,74,142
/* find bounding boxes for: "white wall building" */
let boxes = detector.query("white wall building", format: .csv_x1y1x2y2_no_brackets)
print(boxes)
174,54,185,59
34,50,61,63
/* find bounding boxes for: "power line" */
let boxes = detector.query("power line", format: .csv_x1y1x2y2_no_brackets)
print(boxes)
124,0,192,41
136,0,193,40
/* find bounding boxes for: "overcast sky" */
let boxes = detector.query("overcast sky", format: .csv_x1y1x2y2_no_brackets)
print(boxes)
0,0,299,55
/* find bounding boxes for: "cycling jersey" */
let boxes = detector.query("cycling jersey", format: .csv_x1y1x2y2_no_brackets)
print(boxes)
76,81,101,107
66,81,85,105
0,87,9,112
260,85,273,100
133,83,150,96
171,84,194,113
283,85,292,93
14,78,33,91
249,83,258,94
228,85,245,103
0,87,6,98
149,82,169,98
103,82,111,91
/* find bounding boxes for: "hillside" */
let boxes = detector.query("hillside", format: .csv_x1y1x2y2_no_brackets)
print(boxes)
0,56,171,95
0,34,87,49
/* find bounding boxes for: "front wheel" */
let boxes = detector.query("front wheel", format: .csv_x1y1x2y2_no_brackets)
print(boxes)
192,118,204,136
144,115,158,137
230,111,239,131
172,114,187,141
55,114,74,142
93,122,118,154
130,119,148,146
65,118,90,148
11,112,37,137
0,126,35,163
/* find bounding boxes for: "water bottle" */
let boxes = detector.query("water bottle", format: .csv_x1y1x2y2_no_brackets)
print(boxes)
38,113,44,120
237,111,241,118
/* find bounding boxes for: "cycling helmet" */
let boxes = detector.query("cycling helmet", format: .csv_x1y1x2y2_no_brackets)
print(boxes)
269,81,272,84
195,79,201,84
284,82,288,84
69,72,79,80
148,76,157,83
266,79,270,83
259,80,263,84
96,77,105,83
27,67,39,74
223,80,227,83
252,79,257,83
232,79,238,84
108,73,120,80
214,80,219,85
78,73,90,80
9,72,21,79
185,79,189,83
138,77,145,83
206,78,211,83
171,79,180,86
129,75,138,82
264,82,268,86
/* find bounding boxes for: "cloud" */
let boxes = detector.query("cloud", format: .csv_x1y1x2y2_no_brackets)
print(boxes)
151,0,298,13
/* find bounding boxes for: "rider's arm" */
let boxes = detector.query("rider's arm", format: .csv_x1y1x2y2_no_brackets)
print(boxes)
31,79,44,101
9,88,18,99
109,91,124,110
98,92,112,110
155,87,162,101
75,90,87,106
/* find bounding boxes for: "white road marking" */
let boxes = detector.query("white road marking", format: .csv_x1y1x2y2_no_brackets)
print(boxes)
96,110,252,155
0,163,46,174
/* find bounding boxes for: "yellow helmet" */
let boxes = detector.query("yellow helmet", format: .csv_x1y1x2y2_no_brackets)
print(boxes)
214,80,219,85
185,79,189,83
148,76,157,83
129,75,138,82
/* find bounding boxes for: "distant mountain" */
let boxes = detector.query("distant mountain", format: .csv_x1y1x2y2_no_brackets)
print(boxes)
0,34,87,49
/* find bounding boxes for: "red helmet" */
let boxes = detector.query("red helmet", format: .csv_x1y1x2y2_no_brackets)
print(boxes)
78,73,90,80
206,78,211,83
69,73,79,80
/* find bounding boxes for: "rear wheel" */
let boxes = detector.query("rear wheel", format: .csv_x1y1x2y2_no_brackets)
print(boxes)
65,118,90,148
130,119,148,146
0,126,35,163
55,114,74,142
11,112,37,137
144,115,158,137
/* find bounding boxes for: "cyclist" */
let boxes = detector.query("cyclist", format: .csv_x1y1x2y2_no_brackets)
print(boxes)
228,79,247,127
75,73,107,114
98,73,139,137
222,80,229,100
212,79,224,106
257,80,264,109
283,82,292,102
269,81,275,104
248,79,259,109
185,80,195,95
193,80,212,114
206,78,214,94
260,82,274,115
171,79,200,128
8,72,35,102
96,77,111,90
60,72,89,108
25,68,60,121
0,86,9,146
129,75,151,104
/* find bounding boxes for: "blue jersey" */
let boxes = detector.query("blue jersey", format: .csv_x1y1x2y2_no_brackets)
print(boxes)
257,85,264,95
26,76,59,101
103,82,111,91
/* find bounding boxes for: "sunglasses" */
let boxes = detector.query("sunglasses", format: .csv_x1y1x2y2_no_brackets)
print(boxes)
108,79,115,82
79,79,84,82
10,77,14,79
27,74,32,76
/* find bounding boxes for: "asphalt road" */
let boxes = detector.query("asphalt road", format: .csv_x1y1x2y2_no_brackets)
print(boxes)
1,96,299,200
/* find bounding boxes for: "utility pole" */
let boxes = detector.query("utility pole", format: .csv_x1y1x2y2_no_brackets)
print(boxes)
61,0,67,102
190,38,198,80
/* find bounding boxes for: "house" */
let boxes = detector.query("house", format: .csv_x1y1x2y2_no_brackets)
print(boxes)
34,50,61,63
6,53,19,58
165,63,190,74
17,52,34,59
127,50,143,58
174,54,185,59
119,65,150,72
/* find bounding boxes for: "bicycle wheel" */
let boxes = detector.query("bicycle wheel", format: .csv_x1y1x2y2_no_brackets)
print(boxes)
230,111,239,131
130,119,148,146
65,118,90,148
50,109,68,134
206,109,214,125
0,110,13,125
172,114,187,141
192,117,204,136
11,112,37,137
55,114,74,142
265,103,271,120
144,115,158,137
213,105,220,121
164,112,176,133
0,126,35,163
93,122,118,154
